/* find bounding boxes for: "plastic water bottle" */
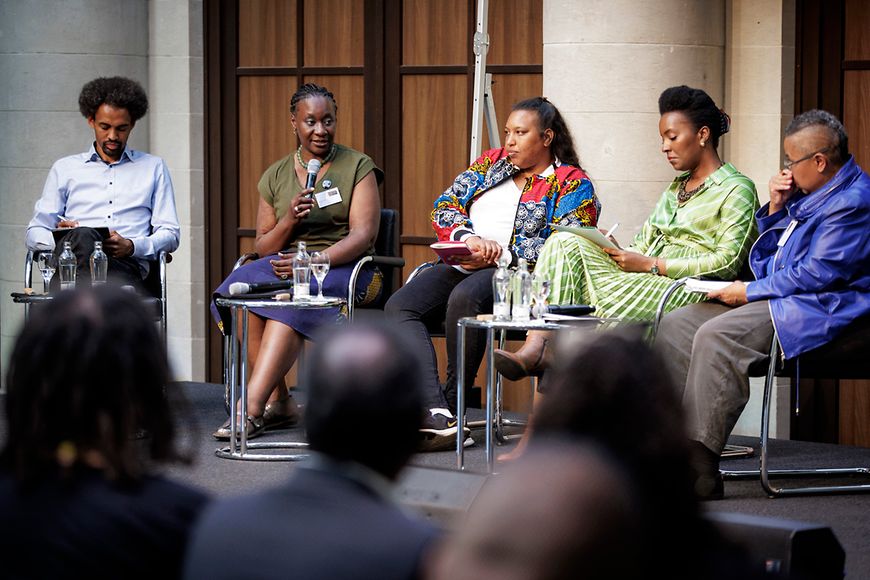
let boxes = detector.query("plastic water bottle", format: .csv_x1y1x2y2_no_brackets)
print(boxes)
511,258,532,321
59,240,77,291
492,248,511,321
90,241,108,285
292,241,311,301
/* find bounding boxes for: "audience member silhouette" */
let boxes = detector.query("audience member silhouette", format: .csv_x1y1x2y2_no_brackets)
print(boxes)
184,322,439,580
0,287,208,579
430,439,644,580
530,329,754,579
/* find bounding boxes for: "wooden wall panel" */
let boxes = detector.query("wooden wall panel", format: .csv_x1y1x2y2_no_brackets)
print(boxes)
238,76,297,230
844,0,870,60
403,0,469,65
401,75,468,237
843,71,870,174
239,0,298,67
840,380,870,446
303,75,366,153
488,0,543,65
304,0,363,66
482,73,543,150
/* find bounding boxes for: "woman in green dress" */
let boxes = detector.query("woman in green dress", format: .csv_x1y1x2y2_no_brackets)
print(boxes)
495,85,759,380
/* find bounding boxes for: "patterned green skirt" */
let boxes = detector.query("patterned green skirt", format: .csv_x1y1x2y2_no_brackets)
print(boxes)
536,232,705,321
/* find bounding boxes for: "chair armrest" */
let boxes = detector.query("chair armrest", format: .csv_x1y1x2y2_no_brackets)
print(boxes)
650,277,690,339
233,252,259,271
406,259,439,284
369,256,406,268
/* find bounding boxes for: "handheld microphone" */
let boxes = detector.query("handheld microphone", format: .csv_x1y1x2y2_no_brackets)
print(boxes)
305,158,322,194
228,279,294,296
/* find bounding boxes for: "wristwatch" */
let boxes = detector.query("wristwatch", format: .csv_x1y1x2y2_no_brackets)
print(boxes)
650,260,660,275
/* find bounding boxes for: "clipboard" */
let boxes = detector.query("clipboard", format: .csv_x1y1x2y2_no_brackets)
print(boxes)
52,227,110,244
550,224,618,249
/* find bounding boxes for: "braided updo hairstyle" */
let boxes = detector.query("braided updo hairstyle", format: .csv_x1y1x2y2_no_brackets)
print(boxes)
290,83,338,115
658,86,730,148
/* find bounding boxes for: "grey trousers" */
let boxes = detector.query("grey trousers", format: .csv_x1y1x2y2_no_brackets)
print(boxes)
655,300,774,455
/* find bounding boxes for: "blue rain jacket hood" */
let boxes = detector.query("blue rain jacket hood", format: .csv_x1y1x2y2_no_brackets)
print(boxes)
746,156,870,359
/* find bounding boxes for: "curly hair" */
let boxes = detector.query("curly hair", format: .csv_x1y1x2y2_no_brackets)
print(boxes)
658,85,730,148
2,287,186,485
290,83,338,115
512,97,583,170
78,76,149,122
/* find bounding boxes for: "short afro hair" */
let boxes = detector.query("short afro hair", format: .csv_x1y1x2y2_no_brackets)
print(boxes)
78,77,149,122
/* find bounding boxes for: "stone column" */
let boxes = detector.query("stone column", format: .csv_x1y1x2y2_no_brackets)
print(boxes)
0,0,149,384
148,0,206,380
542,0,726,240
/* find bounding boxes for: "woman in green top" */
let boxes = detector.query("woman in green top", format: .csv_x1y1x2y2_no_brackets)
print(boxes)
495,86,759,380
211,84,383,440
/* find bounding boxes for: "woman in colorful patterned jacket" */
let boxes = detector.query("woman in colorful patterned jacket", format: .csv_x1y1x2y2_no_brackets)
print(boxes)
386,97,600,451
495,85,759,382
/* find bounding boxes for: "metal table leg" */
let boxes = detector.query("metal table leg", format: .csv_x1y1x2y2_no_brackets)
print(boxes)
456,320,467,470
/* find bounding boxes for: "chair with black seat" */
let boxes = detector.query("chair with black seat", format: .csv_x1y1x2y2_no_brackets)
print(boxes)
653,277,870,497
24,249,171,345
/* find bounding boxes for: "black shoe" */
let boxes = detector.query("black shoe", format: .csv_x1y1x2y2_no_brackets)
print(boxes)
418,409,470,452
690,441,724,501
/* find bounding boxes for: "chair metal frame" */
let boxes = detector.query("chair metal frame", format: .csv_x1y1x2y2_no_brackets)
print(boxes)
24,249,170,345
653,277,870,497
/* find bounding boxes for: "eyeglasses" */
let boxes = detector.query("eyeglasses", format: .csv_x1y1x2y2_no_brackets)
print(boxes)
783,147,830,170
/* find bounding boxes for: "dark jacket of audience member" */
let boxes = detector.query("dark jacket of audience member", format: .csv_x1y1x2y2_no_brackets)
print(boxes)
532,329,756,580
0,287,208,579
184,322,438,580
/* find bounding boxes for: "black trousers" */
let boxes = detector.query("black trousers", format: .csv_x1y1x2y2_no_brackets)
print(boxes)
384,264,494,413
52,227,143,289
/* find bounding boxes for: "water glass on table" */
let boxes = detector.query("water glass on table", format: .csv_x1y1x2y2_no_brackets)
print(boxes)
531,273,551,319
37,252,56,294
310,251,331,302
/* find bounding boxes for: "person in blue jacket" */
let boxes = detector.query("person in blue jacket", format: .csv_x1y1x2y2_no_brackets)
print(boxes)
656,109,870,500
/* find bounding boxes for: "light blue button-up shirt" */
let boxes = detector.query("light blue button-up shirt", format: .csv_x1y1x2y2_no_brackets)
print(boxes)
26,144,181,274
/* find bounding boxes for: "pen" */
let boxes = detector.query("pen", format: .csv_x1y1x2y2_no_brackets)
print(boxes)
604,222,620,239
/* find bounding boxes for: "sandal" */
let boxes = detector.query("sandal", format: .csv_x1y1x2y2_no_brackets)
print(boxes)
212,415,266,440
263,398,300,430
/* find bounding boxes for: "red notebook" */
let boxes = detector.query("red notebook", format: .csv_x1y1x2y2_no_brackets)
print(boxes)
430,241,472,266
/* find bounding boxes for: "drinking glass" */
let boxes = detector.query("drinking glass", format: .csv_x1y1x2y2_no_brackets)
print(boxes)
531,273,551,319
37,252,56,294
310,251,331,302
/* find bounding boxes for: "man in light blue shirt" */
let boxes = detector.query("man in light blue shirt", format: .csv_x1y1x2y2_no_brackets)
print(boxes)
26,76,180,285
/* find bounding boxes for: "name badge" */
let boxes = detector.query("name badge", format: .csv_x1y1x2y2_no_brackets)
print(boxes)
315,186,342,209
777,219,798,248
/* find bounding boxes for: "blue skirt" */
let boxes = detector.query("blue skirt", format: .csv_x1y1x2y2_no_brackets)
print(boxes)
211,253,383,340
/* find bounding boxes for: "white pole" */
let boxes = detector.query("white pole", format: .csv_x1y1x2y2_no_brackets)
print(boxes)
469,0,490,164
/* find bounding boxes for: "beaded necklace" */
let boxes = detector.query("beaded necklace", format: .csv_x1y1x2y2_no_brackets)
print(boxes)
296,144,337,170
677,163,724,204
677,177,707,203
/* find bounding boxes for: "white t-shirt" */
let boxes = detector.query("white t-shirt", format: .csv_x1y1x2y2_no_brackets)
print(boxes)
466,163,556,248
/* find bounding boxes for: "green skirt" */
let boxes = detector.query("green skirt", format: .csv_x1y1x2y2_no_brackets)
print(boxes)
536,232,705,321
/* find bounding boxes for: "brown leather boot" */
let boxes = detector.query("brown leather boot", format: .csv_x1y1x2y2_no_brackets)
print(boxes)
493,331,551,380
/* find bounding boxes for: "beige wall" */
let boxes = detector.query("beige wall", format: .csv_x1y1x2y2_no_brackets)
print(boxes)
542,0,796,439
